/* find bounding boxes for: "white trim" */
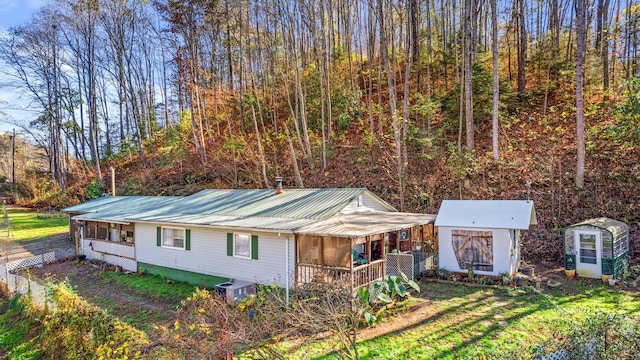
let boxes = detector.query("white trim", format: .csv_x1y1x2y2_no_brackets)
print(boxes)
575,229,601,278
233,232,252,259
161,226,186,251
126,219,295,234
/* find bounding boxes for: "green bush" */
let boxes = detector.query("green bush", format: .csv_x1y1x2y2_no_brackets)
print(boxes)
85,180,102,199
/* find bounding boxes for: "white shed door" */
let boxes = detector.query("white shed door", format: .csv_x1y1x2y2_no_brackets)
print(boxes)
575,230,601,278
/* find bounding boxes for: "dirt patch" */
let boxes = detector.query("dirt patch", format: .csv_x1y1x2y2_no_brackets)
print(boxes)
23,260,184,330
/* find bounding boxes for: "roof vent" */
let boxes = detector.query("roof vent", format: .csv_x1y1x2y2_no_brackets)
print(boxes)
275,176,284,195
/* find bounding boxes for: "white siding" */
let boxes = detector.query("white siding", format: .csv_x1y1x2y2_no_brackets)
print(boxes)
136,223,296,287
437,227,514,276
340,193,392,214
81,239,137,272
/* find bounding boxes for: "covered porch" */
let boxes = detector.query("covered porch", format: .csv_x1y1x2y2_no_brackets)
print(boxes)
295,212,437,290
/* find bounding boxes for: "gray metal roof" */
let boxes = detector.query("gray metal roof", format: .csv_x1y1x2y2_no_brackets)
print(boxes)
297,211,437,238
171,188,394,219
434,200,537,230
64,188,403,234
127,188,394,231
567,217,628,237
64,196,183,223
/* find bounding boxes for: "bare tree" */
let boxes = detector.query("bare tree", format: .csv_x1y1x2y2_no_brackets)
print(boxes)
575,0,586,188
464,0,476,151
491,0,499,161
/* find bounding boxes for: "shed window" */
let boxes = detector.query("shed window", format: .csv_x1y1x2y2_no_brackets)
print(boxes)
162,227,185,250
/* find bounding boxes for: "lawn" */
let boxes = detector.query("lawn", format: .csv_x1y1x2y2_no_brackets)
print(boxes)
4,207,69,242
293,280,640,359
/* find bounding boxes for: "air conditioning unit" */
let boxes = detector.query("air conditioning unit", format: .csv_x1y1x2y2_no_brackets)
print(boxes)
215,280,256,305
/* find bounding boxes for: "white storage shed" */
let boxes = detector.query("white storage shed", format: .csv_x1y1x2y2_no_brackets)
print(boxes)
435,200,537,276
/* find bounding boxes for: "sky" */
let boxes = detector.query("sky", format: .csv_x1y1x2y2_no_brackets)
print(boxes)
0,0,48,134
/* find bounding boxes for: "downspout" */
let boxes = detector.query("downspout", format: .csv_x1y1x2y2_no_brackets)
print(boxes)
285,235,290,305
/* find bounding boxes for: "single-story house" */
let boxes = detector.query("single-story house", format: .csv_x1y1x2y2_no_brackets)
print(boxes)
435,200,537,277
563,218,629,279
63,186,437,292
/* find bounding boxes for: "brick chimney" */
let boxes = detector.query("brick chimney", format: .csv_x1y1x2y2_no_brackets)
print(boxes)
275,176,284,194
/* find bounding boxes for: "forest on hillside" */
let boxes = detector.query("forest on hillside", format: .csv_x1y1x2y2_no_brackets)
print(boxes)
0,0,639,257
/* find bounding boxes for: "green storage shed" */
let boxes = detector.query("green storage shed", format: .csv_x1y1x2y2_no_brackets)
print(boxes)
563,218,629,279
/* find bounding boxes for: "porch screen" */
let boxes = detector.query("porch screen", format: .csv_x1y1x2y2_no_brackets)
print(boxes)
451,230,494,272
298,235,351,267
84,221,96,239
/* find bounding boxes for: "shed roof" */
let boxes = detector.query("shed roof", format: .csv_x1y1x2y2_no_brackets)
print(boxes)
297,211,437,238
566,217,628,237
434,200,537,230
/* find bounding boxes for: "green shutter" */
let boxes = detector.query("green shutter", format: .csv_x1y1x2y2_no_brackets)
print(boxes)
156,227,161,247
185,229,191,250
251,235,259,260
227,233,233,256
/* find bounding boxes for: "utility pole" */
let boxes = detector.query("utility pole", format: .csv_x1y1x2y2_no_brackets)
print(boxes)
11,129,15,184
109,166,115,196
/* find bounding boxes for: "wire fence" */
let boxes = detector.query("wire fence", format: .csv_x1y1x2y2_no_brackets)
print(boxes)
0,264,49,308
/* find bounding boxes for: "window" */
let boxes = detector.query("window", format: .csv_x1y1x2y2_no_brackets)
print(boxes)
162,227,185,249
234,233,251,258
227,233,258,260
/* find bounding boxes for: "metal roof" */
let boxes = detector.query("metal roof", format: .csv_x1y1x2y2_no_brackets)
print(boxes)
171,188,394,219
64,196,183,223
566,217,628,237
126,188,395,231
434,200,537,230
64,188,402,234
297,211,437,238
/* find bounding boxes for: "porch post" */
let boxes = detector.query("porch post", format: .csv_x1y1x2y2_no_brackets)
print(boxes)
294,235,299,291
350,237,354,294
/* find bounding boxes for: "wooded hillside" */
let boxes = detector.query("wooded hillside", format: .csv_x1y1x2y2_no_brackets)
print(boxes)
0,0,639,259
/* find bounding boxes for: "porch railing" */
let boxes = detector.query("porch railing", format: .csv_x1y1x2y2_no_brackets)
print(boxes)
352,259,384,288
296,260,385,290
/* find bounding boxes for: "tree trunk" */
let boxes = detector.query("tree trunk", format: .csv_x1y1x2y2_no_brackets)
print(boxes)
464,0,475,151
516,0,527,97
575,0,586,188
491,0,499,161
378,0,404,211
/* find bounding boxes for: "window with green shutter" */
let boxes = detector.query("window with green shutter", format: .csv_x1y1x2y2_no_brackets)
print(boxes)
159,226,186,250
227,233,233,256
251,235,259,260
228,232,258,260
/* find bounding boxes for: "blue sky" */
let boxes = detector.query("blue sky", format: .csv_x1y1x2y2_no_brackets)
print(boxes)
0,0,48,134
0,0,47,30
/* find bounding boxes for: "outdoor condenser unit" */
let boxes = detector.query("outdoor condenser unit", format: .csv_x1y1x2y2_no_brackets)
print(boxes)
215,279,256,305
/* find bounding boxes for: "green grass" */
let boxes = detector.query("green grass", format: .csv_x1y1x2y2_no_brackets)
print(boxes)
294,281,640,359
102,272,198,303
5,207,68,242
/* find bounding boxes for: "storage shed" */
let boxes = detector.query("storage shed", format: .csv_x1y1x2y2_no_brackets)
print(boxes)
563,218,629,279
435,200,537,276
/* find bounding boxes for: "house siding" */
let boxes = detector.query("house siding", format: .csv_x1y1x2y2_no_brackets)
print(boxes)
81,239,137,272
136,223,295,286
438,227,514,276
